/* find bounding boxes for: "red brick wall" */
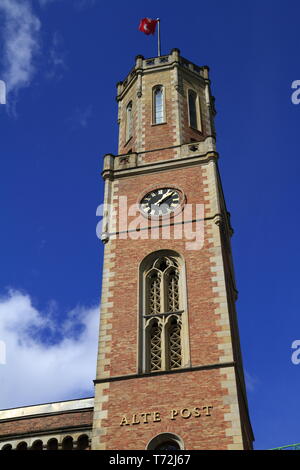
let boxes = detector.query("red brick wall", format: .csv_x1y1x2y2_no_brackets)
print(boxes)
100,371,233,450
106,165,220,378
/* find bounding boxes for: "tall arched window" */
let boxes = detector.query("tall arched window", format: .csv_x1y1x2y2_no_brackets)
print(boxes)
153,86,164,124
126,101,133,142
188,89,202,132
140,251,189,373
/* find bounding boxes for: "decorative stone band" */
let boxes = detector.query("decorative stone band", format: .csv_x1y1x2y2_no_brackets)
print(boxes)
93,361,235,384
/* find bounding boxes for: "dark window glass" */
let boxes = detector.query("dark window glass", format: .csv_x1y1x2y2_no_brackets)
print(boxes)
155,440,180,450
188,90,198,129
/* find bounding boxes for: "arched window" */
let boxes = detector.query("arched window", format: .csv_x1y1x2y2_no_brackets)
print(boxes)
126,101,133,142
16,442,28,451
31,440,43,451
188,89,202,132
62,436,73,450
140,251,189,373
147,433,184,450
153,86,165,124
1,444,12,451
47,438,58,450
76,434,90,450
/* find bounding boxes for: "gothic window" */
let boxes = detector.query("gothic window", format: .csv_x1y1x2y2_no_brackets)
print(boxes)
153,86,165,124
188,89,202,132
140,251,189,373
126,101,133,142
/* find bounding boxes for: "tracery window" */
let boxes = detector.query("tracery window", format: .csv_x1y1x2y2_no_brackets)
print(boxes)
140,251,189,373
153,86,165,124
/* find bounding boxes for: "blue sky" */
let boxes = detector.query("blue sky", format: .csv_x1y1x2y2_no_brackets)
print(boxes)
0,0,300,451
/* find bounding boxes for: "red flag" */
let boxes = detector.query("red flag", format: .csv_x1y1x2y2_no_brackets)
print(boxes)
139,18,158,35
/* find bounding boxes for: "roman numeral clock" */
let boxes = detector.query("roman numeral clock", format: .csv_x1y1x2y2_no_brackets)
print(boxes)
140,188,184,217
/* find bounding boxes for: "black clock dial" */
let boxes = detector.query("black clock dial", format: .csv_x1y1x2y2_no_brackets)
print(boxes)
140,188,181,217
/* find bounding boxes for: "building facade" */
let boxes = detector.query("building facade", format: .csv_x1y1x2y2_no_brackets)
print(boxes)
0,49,254,450
0,398,93,450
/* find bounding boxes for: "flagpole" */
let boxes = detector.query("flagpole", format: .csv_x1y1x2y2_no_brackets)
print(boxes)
157,18,161,56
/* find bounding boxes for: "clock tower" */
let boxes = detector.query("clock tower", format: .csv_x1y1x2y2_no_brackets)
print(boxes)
92,49,254,450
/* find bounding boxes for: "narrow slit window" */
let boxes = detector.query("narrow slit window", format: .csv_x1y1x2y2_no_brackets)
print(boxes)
188,90,198,129
126,101,133,141
153,86,164,124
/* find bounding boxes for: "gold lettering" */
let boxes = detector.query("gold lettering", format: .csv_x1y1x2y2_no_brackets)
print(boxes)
203,405,213,416
193,407,201,417
140,412,151,424
153,411,161,422
131,414,140,425
120,415,130,426
180,408,192,419
170,409,178,420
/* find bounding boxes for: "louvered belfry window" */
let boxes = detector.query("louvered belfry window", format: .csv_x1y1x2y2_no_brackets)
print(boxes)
143,255,183,372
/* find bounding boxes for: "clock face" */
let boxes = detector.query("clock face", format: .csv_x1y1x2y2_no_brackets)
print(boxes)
140,188,182,217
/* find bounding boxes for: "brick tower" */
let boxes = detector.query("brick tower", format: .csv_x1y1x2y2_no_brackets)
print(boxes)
92,49,254,450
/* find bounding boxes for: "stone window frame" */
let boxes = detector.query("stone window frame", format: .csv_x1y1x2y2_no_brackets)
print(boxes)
138,250,190,374
152,85,166,125
187,88,202,133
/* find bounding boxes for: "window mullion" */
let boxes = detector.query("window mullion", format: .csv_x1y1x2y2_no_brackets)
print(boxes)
160,273,166,370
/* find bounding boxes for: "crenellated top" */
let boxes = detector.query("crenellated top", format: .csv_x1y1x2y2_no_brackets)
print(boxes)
116,49,210,100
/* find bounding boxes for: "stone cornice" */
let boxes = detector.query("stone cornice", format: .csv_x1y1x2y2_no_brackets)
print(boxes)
102,150,219,181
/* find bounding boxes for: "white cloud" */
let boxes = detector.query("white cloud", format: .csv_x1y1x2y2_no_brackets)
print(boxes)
0,0,41,96
0,289,100,409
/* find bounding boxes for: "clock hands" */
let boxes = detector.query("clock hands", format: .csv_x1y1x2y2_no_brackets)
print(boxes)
154,190,175,206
